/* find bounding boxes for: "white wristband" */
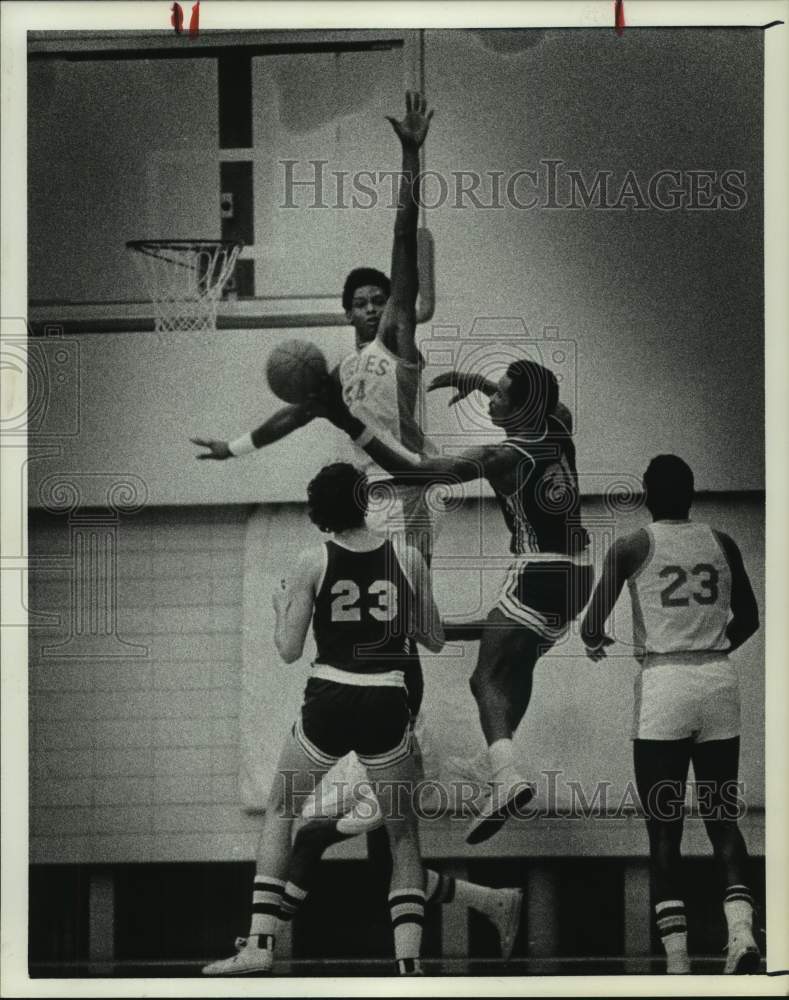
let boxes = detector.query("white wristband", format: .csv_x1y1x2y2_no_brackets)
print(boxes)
352,427,374,449
228,432,256,457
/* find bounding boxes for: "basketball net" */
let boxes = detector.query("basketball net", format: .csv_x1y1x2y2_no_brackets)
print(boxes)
127,239,242,334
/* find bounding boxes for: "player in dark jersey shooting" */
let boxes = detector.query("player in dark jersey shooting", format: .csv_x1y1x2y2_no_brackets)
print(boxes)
309,359,594,845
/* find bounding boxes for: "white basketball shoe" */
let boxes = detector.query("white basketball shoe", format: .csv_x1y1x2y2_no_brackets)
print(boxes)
482,887,523,960
300,753,367,822
723,927,761,974
202,936,273,976
442,751,490,815
466,772,536,845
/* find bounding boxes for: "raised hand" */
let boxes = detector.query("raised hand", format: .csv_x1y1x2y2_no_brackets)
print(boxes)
428,370,476,407
386,90,434,150
191,437,231,461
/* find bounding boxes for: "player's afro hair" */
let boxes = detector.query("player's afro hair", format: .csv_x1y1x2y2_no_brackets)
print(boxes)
505,359,559,427
307,463,369,534
342,268,391,312
643,454,695,517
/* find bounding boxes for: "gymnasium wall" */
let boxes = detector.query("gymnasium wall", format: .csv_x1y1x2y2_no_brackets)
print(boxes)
28,494,764,865
26,27,764,504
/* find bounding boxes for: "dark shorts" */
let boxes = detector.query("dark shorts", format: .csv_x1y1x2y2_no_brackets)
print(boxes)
496,558,595,642
295,675,411,771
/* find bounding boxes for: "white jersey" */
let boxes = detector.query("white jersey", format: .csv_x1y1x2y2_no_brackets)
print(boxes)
338,338,436,474
628,521,731,657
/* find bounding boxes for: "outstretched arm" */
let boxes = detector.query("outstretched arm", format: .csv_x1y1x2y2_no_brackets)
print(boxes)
192,404,314,460
363,436,492,486
428,372,574,431
715,531,760,653
191,367,344,460
307,373,511,485
378,91,433,365
427,371,498,406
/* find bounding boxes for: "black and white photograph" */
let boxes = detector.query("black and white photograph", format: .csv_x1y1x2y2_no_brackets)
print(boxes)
2,0,788,994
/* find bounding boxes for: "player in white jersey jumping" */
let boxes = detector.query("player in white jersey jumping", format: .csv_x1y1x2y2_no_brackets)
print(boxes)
190,89,437,763
190,90,437,557
580,455,760,975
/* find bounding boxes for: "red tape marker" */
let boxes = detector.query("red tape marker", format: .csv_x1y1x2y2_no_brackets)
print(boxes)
615,0,626,36
189,0,200,38
171,2,183,33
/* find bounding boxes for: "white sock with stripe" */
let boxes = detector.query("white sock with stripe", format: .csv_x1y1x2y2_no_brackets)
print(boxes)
250,876,285,939
425,868,498,915
278,881,309,924
655,899,689,973
389,888,425,975
723,884,755,933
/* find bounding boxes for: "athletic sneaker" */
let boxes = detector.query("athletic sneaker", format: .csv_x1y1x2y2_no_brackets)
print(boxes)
466,775,536,845
202,936,273,976
723,928,760,974
443,753,490,815
301,755,367,821
484,887,523,960
301,781,354,821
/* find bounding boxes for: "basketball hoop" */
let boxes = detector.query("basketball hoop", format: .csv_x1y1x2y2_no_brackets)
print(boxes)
126,239,243,334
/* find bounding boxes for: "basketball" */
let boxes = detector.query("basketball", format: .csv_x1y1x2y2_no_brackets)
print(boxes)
266,339,328,405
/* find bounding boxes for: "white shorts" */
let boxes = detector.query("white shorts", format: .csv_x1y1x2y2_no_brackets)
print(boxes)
632,654,740,742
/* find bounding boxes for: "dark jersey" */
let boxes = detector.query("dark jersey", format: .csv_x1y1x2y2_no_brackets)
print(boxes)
487,413,589,556
312,539,415,673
